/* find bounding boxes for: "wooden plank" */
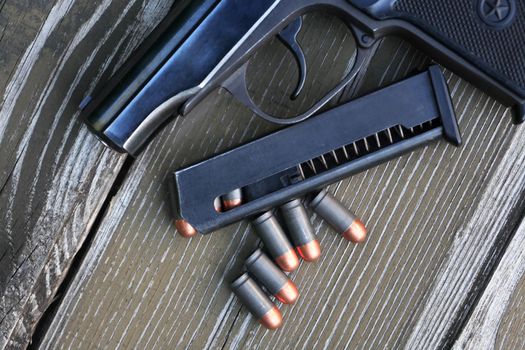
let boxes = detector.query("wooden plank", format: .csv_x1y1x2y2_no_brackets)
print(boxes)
37,12,525,350
0,0,177,348
453,217,525,349
403,110,525,349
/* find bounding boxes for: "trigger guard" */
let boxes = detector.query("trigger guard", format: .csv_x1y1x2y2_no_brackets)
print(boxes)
221,45,368,125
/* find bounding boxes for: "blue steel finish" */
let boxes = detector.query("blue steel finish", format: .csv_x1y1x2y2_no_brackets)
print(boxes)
84,0,218,134
103,0,275,148
84,0,525,155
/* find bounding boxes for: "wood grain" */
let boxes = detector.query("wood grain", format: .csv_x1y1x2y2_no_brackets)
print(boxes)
404,101,525,349
36,12,525,350
0,0,176,348
454,217,525,349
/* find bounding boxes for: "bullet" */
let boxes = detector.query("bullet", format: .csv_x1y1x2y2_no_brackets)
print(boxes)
222,188,243,210
252,211,300,272
280,199,321,262
309,189,367,243
174,219,198,238
246,249,299,304
231,273,283,330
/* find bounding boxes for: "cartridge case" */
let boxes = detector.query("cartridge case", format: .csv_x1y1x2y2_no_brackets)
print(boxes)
222,188,243,210
231,273,283,330
246,249,299,304
252,211,299,272
280,199,321,261
309,189,367,243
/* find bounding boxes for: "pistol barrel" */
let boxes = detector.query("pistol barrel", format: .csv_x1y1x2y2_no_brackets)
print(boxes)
81,0,276,155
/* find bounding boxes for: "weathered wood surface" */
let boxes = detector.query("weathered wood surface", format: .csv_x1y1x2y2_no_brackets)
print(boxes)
32,13,525,350
454,216,525,350
0,0,176,348
403,110,525,349
2,1,525,349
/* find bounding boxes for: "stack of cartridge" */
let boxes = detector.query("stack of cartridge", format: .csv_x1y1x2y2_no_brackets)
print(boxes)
229,188,367,330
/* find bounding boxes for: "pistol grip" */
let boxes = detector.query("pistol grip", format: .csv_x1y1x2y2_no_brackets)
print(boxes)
350,0,525,120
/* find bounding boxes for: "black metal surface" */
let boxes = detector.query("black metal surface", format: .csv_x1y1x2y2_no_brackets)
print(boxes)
349,0,525,121
81,0,218,152
83,0,524,155
170,67,461,234
354,0,525,92
277,18,307,100
82,0,275,154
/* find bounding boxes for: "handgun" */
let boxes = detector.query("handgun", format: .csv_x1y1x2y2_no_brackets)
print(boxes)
80,0,525,156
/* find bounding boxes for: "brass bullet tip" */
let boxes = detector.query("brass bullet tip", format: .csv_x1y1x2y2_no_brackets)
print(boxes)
274,250,300,272
276,280,299,304
343,219,367,243
296,240,321,262
222,189,243,211
259,306,283,330
222,199,242,210
174,219,198,238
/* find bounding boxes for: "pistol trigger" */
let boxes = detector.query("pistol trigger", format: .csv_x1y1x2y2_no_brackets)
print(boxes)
277,17,306,100
221,62,271,120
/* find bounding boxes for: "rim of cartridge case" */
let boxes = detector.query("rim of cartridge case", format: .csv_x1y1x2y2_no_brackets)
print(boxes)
245,249,264,266
231,272,250,289
281,198,302,211
253,211,274,225
309,189,328,209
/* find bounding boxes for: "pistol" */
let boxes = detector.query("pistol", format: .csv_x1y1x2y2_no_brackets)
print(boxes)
80,0,525,156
